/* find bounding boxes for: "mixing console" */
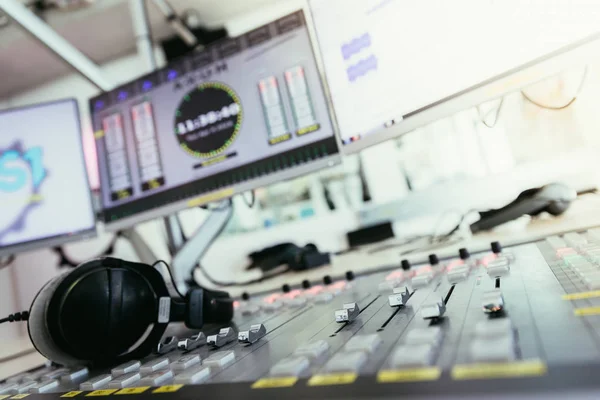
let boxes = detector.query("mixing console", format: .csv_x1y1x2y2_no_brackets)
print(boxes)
5,228,600,399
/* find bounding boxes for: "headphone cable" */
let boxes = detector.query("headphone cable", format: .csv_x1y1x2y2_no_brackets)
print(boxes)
0,311,29,325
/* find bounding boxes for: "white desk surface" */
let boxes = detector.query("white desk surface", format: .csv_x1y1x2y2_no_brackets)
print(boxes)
3,195,600,380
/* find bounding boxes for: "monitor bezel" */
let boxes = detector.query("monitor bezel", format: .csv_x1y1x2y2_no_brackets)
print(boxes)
307,5,600,155
89,9,342,232
0,98,98,257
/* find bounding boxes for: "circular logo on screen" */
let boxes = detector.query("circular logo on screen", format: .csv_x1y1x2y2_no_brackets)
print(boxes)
174,82,243,158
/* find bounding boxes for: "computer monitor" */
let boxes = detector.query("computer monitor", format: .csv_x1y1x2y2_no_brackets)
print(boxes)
308,0,600,154
89,10,340,231
0,99,97,256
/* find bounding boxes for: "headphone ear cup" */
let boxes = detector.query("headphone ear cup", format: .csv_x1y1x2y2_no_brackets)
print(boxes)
28,274,85,366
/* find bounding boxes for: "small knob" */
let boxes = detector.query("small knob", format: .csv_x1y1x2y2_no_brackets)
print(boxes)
459,248,470,260
282,284,291,293
302,279,311,289
241,292,250,301
345,271,355,281
428,254,439,266
323,275,333,285
401,259,411,271
491,241,502,254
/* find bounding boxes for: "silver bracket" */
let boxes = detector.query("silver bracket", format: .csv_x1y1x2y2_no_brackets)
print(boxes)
170,201,233,295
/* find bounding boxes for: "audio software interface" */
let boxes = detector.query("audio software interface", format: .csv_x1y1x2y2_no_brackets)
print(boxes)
4,229,600,399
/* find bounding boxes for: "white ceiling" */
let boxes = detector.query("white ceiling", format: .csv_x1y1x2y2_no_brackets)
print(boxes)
0,0,275,97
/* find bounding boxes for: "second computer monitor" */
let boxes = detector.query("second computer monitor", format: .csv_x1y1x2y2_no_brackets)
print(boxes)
0,99,97,256
309,0,600,153
90,10,340,230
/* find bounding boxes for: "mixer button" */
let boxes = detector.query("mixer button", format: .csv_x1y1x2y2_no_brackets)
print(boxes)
0,383,19,395
585,277,600,290
107,372,142,389
411,274,433,289
11,381,37,395
405,327,443,347
470,335,516,363
203,351,235,368
447,266,469,284
474,318,514,338
112,360,141,378
29,379,60,394
388,286,410,307
6,373,31,384
421,297,446,320
207,327,236,348
238,323,267,344
138,370,174,387
263,300,284,312
546,236,567,250
140,357,170,375
285,297,307,308
171,354,202,371
487,259,510,277
294,340,330,360
390,343,435,367
178,333,207,351
240,304,261,316
324,351,368,373
155,336,179,355
344,334,382,354
564,232,587,247
42,368,70,381
79,374,112,391
314,292,334,304
270,356,310,377
335,302,360,323
174,365,211,385
481,289,504,313
61,367,89,383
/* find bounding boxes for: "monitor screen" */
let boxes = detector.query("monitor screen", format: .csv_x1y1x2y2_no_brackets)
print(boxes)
90,10,340,230
309,0,600,153
0,99,96,256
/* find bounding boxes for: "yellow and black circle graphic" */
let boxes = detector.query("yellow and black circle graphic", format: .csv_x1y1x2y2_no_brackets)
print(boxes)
174,82,243,158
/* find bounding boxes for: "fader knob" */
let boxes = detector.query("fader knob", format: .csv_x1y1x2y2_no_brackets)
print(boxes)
282,284,291,293
345,271,355,281
302,280,311,289
401,259,411,271
491,241,502,254
323,275,333,285
459,248,470,260
428,254,440,266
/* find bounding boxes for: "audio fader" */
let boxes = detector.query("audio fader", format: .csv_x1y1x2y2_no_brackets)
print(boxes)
4,229,600,399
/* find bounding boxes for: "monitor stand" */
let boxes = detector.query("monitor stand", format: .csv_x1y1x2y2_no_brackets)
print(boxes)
166,201,233,295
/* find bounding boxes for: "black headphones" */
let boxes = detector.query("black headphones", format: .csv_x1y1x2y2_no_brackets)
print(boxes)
28,257,233,367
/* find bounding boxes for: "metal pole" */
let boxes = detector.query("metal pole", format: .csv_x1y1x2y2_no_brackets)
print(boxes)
129,0,157,73
0,0,113,92
150,0,198,47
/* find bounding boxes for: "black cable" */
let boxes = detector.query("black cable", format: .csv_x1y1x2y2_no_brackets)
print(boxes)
242,190,256,208
152,260,185,299
0,311,29,324
199,198,233,211
196,264,290,288
477,97,505,128
521,65,589,110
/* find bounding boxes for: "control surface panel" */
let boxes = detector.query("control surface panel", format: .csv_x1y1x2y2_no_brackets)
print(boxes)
5,229,600,399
